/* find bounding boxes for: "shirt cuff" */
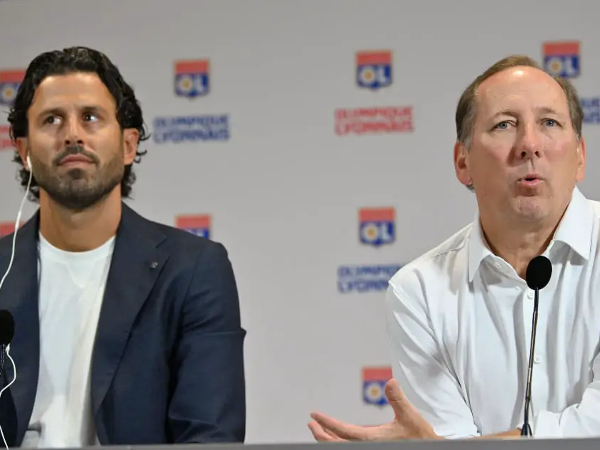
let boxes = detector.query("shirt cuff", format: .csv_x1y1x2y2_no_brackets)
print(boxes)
532,411,562,438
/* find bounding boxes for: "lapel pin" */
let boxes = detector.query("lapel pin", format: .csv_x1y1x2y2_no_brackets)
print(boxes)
150,261,158,269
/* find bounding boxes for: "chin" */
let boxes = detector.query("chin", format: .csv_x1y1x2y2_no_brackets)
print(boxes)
516,207,548,222
513,198,547,218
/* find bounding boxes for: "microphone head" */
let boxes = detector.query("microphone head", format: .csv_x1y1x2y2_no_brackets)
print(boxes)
525,255,552,290
0,309,15,346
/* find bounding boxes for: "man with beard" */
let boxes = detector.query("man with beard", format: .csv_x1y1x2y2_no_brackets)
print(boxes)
0,47,246,448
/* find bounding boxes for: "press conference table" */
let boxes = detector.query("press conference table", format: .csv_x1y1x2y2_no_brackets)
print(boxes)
52,439,600,450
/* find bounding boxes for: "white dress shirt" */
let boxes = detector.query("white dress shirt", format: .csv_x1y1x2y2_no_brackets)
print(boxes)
385,186,600,439
21,233,114,448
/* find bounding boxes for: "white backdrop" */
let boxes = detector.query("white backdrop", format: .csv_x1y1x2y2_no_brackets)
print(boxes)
1,0,600,443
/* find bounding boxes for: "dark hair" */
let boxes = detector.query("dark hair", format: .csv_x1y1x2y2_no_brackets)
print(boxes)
7,46,150,200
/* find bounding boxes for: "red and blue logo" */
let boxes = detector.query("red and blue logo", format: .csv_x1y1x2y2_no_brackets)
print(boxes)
359,207,395,247
0,70,25,106
362,366,392,407
0,221,21,238
175,214,211,239
174,60,209,98
543,41,580,78
356,51,392,90
0,124,12,151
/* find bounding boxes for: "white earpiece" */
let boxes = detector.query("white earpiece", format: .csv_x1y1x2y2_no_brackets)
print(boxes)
26,155,31,171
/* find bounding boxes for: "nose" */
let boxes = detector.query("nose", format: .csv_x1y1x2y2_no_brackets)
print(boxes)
516,123,542,159
63,117,84,147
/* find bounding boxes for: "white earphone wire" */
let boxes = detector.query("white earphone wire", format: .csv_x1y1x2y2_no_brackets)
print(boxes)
0,164,33,293
0,345,17,450
0,162,33,450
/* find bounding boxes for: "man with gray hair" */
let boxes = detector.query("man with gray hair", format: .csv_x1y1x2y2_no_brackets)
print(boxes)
309,54,600,440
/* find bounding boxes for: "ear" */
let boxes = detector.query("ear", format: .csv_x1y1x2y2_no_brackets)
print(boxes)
575,135,586,182
122,128,140,165
454,141,472,187
15,137,30,170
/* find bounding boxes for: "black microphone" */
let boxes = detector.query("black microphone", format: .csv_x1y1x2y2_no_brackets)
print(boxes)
520,256,552,437
0,310,14,380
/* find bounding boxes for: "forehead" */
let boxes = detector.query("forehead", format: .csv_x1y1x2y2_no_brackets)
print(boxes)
29,72,116,113
475,66,569,115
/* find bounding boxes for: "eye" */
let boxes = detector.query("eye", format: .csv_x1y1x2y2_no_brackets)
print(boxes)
493,121,510,130
83,113,99,122
544,119,558,127
44,115,60,125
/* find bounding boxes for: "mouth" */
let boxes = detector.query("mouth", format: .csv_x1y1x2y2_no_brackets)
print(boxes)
518,174,543,186
58,155,94,166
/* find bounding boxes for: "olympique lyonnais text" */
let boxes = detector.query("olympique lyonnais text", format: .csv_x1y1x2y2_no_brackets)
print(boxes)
334,106,413,135
337,264,402,294
152,115,230,143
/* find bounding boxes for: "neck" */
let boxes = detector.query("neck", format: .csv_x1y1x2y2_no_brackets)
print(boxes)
38,188,122,252
480,210,566,279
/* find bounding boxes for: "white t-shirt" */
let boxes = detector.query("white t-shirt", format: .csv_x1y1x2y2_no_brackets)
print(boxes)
21,233,114,448
385,186,600,439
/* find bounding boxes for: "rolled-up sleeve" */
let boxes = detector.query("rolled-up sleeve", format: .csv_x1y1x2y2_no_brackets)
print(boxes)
384,281,479,439
532,352,600,438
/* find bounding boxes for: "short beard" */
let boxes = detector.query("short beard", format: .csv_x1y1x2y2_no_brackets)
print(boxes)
33,145,124,211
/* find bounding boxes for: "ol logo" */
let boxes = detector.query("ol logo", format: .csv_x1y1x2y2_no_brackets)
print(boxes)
362,366,392,407
0,70,25,107
175,214,211,239
543,41,580,78
359,207,395,247
174,59,210,98
356,50,392,90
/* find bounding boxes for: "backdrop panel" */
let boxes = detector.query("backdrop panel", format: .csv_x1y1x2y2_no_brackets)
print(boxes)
0,0,599,443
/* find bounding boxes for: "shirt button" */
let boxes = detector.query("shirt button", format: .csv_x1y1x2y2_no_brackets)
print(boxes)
495,263,502,269
534,354,542,364
527,290,534,299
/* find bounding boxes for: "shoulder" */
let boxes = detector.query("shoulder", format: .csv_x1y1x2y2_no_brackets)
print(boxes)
154,220,225,253
129,211,241,310
145,219,232,272
129,213,244,336
387,222,473,302
121,206,235,287
124,204,230,261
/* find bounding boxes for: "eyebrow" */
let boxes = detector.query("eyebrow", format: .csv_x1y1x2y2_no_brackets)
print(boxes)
536,106,561,116
36,105,106,118
490,106,562,120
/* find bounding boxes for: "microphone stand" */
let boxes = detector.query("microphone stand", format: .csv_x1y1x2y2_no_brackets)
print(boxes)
521,287,540,436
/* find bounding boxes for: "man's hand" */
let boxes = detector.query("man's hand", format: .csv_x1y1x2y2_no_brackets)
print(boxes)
308,378,441,442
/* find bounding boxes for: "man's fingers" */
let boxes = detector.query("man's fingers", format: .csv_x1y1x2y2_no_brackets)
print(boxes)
310,412,369,440
308,421,346,442
322,425,348,441
385,378,414,418
324,428,342,439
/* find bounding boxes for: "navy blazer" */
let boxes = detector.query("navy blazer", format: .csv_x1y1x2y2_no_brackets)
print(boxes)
0,203,246,446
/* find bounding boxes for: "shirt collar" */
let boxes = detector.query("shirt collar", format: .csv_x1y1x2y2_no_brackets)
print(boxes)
468,186,594,282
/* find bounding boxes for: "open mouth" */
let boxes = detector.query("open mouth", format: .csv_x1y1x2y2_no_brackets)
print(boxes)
519,176,542,186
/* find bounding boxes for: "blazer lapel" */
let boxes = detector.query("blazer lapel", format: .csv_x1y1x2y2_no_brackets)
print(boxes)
0,212,41,446
91,204,169,425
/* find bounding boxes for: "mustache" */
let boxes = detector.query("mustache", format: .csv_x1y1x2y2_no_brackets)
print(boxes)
53,146,99,166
